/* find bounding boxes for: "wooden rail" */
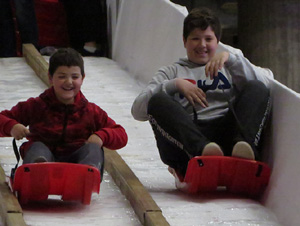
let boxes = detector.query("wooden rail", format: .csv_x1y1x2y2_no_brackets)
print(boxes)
0,167,26,226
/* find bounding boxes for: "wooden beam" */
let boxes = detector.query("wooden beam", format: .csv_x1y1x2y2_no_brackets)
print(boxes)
22,44,50,87
145,211,171,226
0,167,26,226
22,43,170,226
104,149,170,226
5,213,26,226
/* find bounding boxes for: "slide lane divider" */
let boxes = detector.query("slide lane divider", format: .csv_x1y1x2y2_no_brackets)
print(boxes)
0,166,26,226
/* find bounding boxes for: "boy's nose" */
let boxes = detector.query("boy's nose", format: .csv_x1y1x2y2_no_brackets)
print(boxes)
198,39,206,47
65,77,72,84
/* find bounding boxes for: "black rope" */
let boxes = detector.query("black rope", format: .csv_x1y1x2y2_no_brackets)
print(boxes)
11,139,20,179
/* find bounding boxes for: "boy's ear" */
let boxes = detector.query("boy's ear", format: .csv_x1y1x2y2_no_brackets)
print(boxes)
183,36,187,48
48,73,53,84
82,73,85,79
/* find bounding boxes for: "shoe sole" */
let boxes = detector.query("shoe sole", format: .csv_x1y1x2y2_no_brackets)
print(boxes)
232,141,255,160
202,142,224,156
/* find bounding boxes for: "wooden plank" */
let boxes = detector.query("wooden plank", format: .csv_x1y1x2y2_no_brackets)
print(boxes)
5,213,27,226
22,44,50,87
104,149,170,225
0,167,26,226
144,211,170,226
22,43,170,226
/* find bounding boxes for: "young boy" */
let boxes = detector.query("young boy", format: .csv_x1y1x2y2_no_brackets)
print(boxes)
131,8,272,185
0,48,128,179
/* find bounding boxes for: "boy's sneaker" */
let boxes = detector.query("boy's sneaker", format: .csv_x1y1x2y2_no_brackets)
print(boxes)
202,142,224,156
33,156,48,163
232,141,255,160
168,166,188,192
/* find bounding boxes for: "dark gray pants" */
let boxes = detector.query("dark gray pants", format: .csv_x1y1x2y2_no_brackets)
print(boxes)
23,142,104,179
147,80,271,176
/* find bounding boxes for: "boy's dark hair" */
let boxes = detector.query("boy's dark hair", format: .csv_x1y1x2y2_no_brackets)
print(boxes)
183,8,222,41
48,48,84,76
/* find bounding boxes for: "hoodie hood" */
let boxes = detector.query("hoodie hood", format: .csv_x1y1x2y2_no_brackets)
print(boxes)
176,57,206,68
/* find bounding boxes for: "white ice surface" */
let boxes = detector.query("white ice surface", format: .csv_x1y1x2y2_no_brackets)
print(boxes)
0,57,281,225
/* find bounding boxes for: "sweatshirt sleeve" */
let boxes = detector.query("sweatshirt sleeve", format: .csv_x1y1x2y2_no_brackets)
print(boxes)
0,99,34,137
93,105,128,150
220,42,274,89
0,113,18,136
131,65,178,121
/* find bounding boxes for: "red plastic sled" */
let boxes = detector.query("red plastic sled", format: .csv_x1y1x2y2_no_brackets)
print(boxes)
184,156,271,197
12,163,101,205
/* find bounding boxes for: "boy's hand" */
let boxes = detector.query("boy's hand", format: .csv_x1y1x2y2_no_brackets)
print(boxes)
10,124,30,140
87,134,103,147
175,78,208,107
205,51,229,79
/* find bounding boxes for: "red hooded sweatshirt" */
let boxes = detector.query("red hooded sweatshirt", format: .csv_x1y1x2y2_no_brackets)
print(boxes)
0,87,128,157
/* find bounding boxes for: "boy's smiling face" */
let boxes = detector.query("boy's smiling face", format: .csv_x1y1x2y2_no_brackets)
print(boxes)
49,66,84,105
183,26,218,65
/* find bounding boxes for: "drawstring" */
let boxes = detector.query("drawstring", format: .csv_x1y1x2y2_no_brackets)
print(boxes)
192,106,198,123
220,81,250,144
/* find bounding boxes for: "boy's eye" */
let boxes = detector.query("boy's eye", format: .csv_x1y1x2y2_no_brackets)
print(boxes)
72,75,80,79
206,36,216,42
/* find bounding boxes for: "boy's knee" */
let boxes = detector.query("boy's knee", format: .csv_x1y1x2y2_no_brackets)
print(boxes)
23,142,54,163
28,141,48,149
246,80,268,92
84,143,104,157
148,92,168,106
148,92,172,115
242,80,269,99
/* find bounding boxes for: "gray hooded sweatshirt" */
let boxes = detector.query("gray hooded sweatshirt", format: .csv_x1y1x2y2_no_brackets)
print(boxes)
131,50,273,123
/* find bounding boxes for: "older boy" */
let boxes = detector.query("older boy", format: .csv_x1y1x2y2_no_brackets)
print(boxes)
0,48,128,178
131,8,272,183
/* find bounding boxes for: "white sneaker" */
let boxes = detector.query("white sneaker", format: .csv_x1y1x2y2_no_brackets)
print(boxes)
202,142,224,156
168,167,188,192
232,141,255,160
